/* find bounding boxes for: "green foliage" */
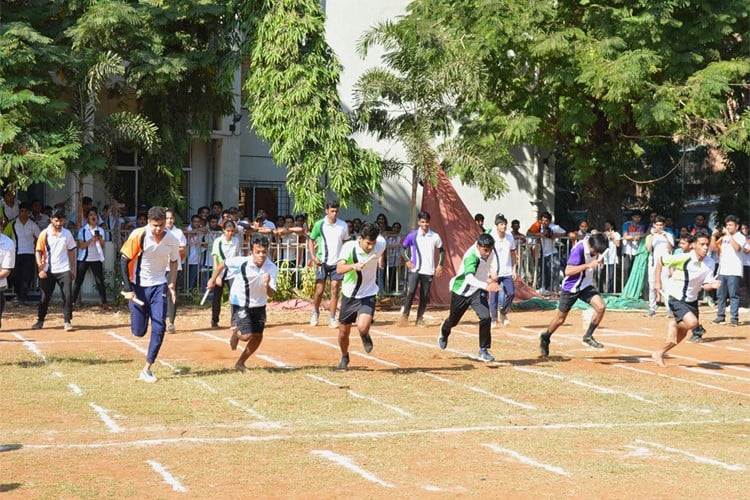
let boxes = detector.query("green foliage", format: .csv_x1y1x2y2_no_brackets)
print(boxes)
241,0,382,217
273,262,296,302
298,265,318,300
402,0,750,221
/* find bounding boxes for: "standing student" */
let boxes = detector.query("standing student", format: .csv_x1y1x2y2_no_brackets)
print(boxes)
710,215,746,327
438,233,501,362
33,210,77,331
207,235,278,372
526,211,566,294
0,218,16,327
652,233,721,366
210,220,241,328
399,211,444,327
489,214,517,327
120,207,180,383
308,200,350,328
165,209,186,333
3,202,40,305
645,215,674,317
538,232,609,357
621,210,646,285
598,220,621,294
71,209,109,309
334,222,386,370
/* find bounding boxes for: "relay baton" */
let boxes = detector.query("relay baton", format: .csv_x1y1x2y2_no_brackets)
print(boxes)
121,291,145,306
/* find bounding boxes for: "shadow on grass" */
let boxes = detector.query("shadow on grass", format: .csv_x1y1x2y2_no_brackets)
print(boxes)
508,356,572,366
698,361,750,369
0,483,21,492
0,444,22,452
0,357,132,368
590,355,647,365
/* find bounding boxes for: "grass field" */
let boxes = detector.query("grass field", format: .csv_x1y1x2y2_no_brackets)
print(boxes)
1,304,749,498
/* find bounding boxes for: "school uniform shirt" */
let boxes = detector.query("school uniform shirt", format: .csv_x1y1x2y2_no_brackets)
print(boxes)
4,218,40,255
202,229,217,268
489,230,516,277
35,227,76,273
120,227,180,287
648,232,674,267
212,235,241,266
224,256,278,308
0,200,20,220
603,231,621,265
401,228,443,275
186,225,207,266
449,245,495,297
76,224,105,262
561,239,597,294
717,232,745,277
661,251,714,303
309,217,349,266
0,234,16,288
338,238,386,299
167,226,187,271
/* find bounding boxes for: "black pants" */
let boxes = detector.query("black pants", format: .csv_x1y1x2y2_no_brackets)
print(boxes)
440,290,491,349
167,270,183,325
402,272,433,320
13,253,36,302
211,278,232,324
38,271,73,322
72,260,108,304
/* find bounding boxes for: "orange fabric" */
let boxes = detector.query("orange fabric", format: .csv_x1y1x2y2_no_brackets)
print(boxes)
121,227,147,283
527,220,543,233
420,169,483,305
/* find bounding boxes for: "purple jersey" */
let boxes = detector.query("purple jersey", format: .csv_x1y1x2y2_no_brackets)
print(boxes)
561,239,596,293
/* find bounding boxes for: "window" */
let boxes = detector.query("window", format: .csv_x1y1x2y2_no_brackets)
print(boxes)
113,146,140,216
239,182,290,221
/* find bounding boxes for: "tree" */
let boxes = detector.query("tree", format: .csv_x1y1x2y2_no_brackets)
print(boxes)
0,22,80,192
401,0,750,224
352,18,502,228
240,0,383,217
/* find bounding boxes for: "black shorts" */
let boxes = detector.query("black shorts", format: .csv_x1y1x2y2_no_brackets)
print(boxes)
558,285,600,313
233,305,267,335
338,295,376,325
668,297,699,324
316,263,344,282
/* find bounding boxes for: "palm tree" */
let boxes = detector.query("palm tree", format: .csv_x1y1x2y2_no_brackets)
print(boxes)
353,19,485,228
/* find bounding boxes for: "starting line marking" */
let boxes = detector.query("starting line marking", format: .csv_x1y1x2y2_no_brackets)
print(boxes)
105,332,179,372
421,373,536,410
146,460,188,492
634,439,746,471
613,364,750,398
482,443,571,476
310,450,394,488
289,330,400,367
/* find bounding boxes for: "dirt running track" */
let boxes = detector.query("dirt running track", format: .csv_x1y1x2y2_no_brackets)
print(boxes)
1,302,749,498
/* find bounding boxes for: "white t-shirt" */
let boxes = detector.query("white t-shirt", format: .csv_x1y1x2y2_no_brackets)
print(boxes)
76,224,105,262
604,231,621,265
401,228,443,275
8,218,40,255
37,227,76,273
490,230,516,277
167,226,187,271
718,232,745,277
121,227,180,287
310,217,350,266
648,232,674,267
338,238,386,299
0,234,16,288
225,256,278,308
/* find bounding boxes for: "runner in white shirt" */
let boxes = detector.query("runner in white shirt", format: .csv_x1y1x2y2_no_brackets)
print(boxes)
333,222,386,370
207,234,278,372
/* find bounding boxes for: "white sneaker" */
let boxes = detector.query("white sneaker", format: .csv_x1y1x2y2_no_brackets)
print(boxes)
63,322,74,331
310,312,319,326
499,312,510,326
139,369,158,383
491,320,498,329
329,316,338,328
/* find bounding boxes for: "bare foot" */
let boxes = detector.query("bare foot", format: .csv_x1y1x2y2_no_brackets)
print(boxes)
652,351,667,367
229,330,239,351
234,363,247,373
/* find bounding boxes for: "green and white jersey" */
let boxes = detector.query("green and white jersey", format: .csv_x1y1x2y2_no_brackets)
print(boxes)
310,217,349,265
662,251,713,303
338,238,386,299
449,245,495,297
